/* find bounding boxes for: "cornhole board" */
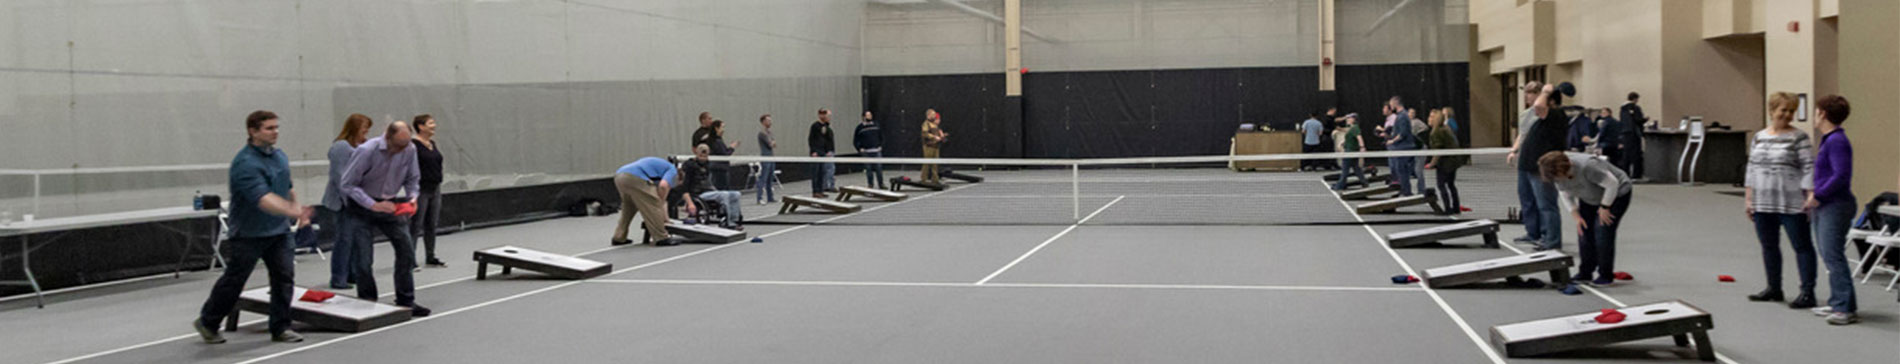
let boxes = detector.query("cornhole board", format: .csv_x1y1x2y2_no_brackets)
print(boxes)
838,185,907,202
665,220,747,244
1490,300,1715,361
1339,184,1398,200
890,178,945,192
227,287,412,333
779,195,861,214
1355,190,1443,214
1387,220,1501,248
1421,251,1574,288
939,169,985,183
474,245,611,280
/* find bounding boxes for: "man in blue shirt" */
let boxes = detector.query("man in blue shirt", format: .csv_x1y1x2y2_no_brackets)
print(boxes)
855,111,886,189
337,122,430,317
195,110,311,344
614,156,686,246
1299,112,1325,171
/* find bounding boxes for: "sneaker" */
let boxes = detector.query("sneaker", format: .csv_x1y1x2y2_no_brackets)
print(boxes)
812,193,828,198
1788,293,1817,309
1570,274,1594,283
1512,236,1539,244
271,330,305,343
192,319,226,344
426,258,447,268
1747,288,1785,302
1587,277,1614,287
1826,312,1859,325
404,304,433,317
1533,245,1560,252
1811,306,1835,316
329,282,354,290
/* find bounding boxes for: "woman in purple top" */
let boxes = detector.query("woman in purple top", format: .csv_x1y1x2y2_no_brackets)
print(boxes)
1807,94,1857,326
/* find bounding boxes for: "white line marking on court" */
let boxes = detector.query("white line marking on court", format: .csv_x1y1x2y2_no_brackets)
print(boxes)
584,279,1424,293
975,195,1125,285
932,193,1333,199
1323,181,1508,364
223,185,973,364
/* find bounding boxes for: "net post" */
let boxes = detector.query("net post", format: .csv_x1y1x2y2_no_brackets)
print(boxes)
1072,163,1079,220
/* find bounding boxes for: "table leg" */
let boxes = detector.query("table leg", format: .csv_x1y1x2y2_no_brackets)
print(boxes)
477,261,487,280
24,236,43,309
1691,330,1715,362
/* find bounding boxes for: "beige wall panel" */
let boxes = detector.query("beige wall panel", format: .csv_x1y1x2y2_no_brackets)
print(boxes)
1838,0,1900,198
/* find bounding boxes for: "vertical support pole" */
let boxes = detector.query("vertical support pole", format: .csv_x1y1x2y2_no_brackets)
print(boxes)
1072,164,1080,221
1005,0,1023,97
1318,0,1336,91
32,173,41,216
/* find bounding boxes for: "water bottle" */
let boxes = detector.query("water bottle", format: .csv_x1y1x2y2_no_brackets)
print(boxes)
193,190,203,210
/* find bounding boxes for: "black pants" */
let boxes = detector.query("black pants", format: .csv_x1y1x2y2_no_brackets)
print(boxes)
1435,165,1461,212
198,234,295,334
409,189,442,261
1301,144,1321,170
1624,146,1645,179
1577,192,1634,280
344,202,418,305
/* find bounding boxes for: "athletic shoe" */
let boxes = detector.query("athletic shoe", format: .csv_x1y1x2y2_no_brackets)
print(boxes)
271,330,304,343
1811,306,1835,316
1512,236,1539,244
193,319,226,344
1587,277,1614,287
1747,288,1785,302
1826,312,1859,325
1570,274,1594,283
404,304,433,317
426,258,447,268
329,282,354,290
1788,293,1817,309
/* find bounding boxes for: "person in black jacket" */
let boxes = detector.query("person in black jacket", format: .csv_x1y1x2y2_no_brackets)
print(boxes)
809,108,836,198
1619,92,1648,179
704,120,739,190
691,112,713,150
854,111,886,189
1594,107,1626,171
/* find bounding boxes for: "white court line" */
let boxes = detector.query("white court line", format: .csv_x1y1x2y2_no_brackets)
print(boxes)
974,195,1125,285
224,185,973,364
584,279,1422,293
1323,181,1508,364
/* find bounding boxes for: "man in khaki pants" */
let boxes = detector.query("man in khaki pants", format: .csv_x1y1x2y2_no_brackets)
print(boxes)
612,157,687,246
920,109,948,184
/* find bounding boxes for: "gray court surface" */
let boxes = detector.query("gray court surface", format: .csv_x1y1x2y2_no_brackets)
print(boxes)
3,161,1896,364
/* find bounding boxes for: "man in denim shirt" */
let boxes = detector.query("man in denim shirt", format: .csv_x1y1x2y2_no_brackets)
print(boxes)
193,110,312,344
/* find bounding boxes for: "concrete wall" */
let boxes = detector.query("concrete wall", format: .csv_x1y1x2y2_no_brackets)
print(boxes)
0,0,864,209
863,0,1468,76
1839,0,1899,198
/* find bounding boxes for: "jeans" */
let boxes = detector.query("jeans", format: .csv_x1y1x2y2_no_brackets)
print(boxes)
1753,212,1817,294
409,189,442,261
343,202,419,306
1390,156,1415,196
1517,169,1561,249
863,151,885,187
811,156,835,193
698,190,744,227
198,234,295,334
1334,158,1363,190
1814,199,1858,313
1414,152,1430,193
326,206,356,287
1435,165,1460,211
756,161,777,203
1576,192,1632,279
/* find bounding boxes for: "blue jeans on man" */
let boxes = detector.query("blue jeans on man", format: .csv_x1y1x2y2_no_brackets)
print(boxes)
863,151,885,188
756,161,776,203
326,207,356,288
1813,198,1858,314
1390,156,1415,196
1334,158,1363,190
342,202,419,306
1517,169,1562,250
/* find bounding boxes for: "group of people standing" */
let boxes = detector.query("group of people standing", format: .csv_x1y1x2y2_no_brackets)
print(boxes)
1320,98,1469,215
195,111,448,345
1744,92,1863,325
